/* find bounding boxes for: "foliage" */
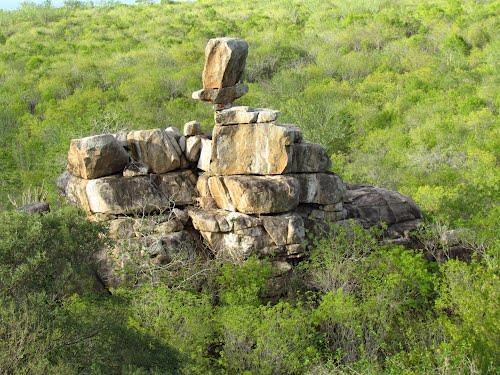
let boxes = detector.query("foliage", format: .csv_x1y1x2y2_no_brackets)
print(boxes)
0,0,497,242
0,0,498,373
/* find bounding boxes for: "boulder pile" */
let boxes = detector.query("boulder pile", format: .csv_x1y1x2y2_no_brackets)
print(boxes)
57,37,422,284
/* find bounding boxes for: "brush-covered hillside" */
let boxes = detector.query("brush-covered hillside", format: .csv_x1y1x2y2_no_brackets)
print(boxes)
0,0,498,238
0,1,498,374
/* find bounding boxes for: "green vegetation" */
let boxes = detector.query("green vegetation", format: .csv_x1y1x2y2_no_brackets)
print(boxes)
0,0,498,240
0,0,498,373
1,210,498,373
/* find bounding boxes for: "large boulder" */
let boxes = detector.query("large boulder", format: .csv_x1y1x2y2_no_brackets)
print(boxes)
67,134,129,179
214,106,280,125
344,184,423,227
208,175,300,214
202,37,248,89
127,129,181,174
86,175,165,215
210,122,300,175
63,170,198,215
189,208,305,261
189,208,261,233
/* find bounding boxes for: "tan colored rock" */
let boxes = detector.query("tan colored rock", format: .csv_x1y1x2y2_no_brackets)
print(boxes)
183,120,201,136
197,138,212,171
67,134,129,179
86,175,164,215
196,173,211,197
58,172,91,212
214,106,280,125
192,83,248,104
153,170,198,206
261,213,305,246
202,37,248,89
210,122,298,175
284,142,331,173
208,175,300,214
185,136,202,162
197,196,219,209
199,230,273,261
189,208,261,233
292,173,345,205
127,129,181,174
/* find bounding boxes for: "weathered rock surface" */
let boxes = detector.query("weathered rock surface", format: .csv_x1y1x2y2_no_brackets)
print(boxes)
153,170,198,206
61,170,197,215
210,122,299,175
192,83,248,104
123,161,148,177
189,208,306,261
291,173,345,205
67,134,129,179
202,37,248,89
86,175,165,215
185,136,202,162
284,142,332,173
214,106,280,125
197,138,212,171
344,184,423,227
57,171,91,212
183,120,201,136
127,129,181,174
261,213,305,246
208,175,300,214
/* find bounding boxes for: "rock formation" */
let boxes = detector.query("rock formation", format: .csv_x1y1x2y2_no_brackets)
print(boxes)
58,37,422,286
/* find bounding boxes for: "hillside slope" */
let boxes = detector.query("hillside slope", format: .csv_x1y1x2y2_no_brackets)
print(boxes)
0,0,498,239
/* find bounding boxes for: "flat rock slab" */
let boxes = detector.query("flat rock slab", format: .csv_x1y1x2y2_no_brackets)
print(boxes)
61,170,197,215
189,208,261,233
202,37,248,89
214,106,280,125
205,173,345,214
208,175,300,214
127,129,181,174
192,209,306,261
192,83,248,104
67,134,129,179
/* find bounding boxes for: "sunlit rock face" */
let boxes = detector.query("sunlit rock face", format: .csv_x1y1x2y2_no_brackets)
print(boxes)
58,37,423,285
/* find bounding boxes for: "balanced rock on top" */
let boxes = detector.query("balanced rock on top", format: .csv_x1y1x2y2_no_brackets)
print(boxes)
192,37,249,106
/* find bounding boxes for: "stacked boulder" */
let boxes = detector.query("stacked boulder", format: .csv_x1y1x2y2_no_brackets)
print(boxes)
57,37,423,284
57,125,210,275
188,38,348,263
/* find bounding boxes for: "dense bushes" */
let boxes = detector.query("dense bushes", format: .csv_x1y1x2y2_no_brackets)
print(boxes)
0,0,498,243
0,209,497,373
0,0,498,373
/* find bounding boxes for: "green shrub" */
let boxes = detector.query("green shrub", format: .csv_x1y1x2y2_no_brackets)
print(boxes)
0,206,106,301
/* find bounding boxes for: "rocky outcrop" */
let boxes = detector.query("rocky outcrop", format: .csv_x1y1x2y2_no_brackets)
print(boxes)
67,134,129,179
344,184,422,228
58,37,423,287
